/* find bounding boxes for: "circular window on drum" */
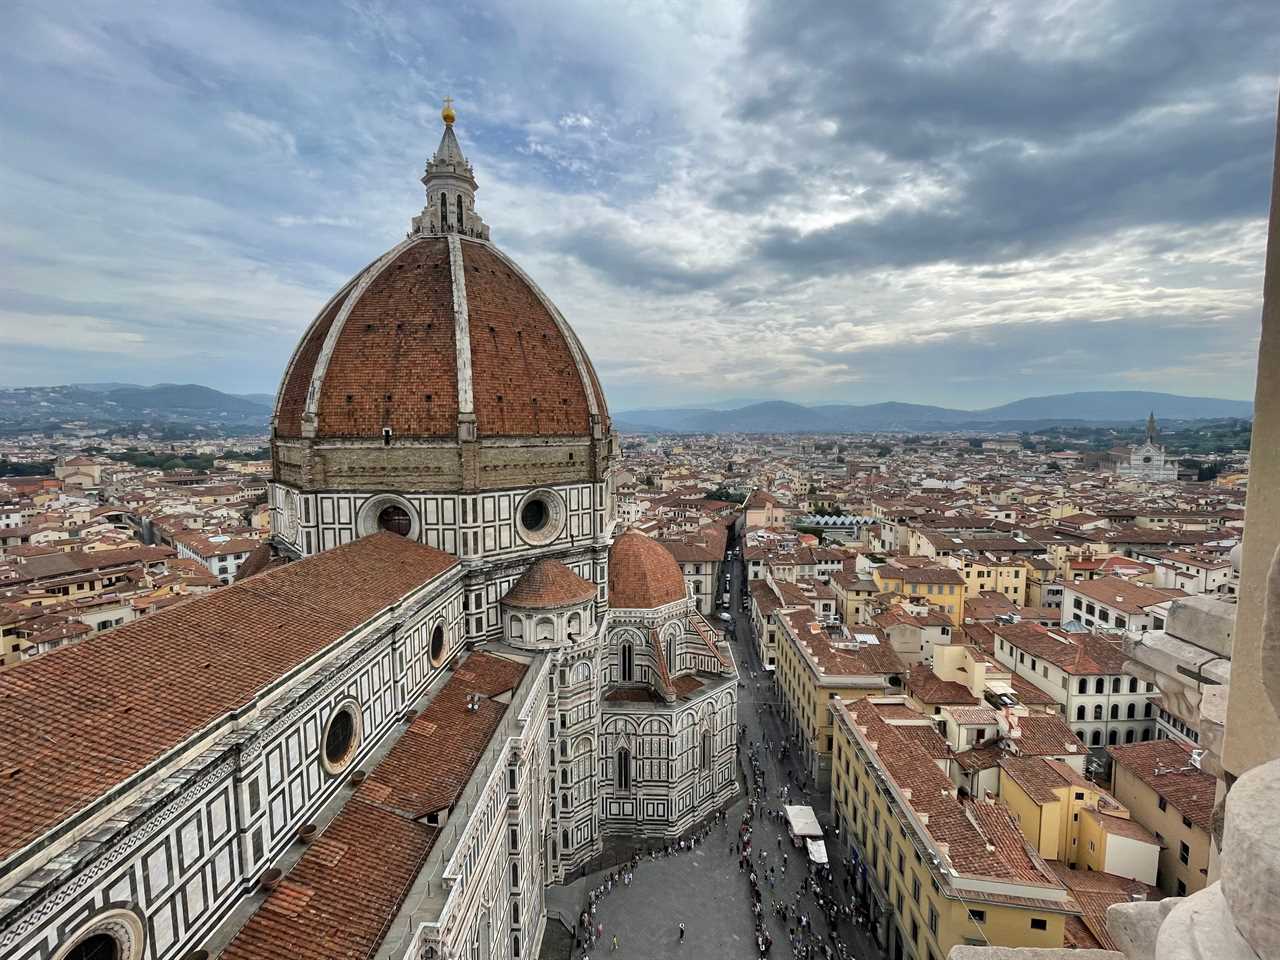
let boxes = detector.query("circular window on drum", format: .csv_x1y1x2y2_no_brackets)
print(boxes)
429,622,447,668
357,494,419,540
52,910,146,960
515,489,565,545
377,503,412,536
321,701,362,775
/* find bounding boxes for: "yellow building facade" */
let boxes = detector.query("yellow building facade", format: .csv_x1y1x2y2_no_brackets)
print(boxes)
775,608,906,790
873,565,965,626
830,698,1078,959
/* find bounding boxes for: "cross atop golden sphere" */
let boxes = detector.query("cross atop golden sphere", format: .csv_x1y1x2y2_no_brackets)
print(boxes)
441,96,456,125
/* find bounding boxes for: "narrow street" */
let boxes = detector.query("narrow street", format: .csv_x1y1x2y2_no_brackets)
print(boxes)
572,541,887,960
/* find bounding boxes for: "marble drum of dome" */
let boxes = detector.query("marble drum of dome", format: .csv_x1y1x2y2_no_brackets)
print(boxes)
268,108,618,563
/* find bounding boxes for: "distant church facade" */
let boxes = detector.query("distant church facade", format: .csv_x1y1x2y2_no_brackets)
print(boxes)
1113,413,1178,482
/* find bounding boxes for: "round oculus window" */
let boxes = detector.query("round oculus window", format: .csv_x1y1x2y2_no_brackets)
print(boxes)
377,504,413,536
521,498,548,532
322,703,360,774
429,623,446,667
52,911,146,960
515,490,564,545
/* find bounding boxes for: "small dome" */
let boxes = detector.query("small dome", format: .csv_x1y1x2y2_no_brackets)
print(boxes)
608,531,687,609
503,558,596,609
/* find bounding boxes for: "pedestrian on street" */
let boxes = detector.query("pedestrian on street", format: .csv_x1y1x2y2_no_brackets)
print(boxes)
678,922,686,943
611,934,618,952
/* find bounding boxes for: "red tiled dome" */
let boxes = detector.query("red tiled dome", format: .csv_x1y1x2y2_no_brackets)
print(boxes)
503,558,597,609
608,531,687,609
274,235,610,440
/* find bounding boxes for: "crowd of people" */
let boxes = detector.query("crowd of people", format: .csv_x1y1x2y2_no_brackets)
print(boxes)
574,810,731,957
573,562,886,959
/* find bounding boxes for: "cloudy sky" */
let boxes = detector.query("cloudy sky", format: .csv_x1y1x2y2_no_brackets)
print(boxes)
1,1,1276,411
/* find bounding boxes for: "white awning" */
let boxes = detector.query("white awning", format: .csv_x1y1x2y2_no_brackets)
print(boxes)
784,805,823,838
806,839,829,864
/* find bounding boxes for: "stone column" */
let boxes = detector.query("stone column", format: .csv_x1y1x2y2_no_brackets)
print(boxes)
1221,89,1280,780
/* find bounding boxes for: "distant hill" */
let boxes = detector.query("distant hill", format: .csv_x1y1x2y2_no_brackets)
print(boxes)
615,391,1253,433
102,384,270,416
0,382,272,433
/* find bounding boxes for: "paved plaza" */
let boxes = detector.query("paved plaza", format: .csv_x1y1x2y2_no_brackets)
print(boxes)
563,549,886,960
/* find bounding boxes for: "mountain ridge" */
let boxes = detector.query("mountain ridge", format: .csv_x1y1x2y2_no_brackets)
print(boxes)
616,391,1252,433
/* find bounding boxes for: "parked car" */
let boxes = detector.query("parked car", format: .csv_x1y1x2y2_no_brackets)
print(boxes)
718,611,732,622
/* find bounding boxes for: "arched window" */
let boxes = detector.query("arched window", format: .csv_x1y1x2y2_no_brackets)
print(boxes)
1090,730,1102,746
559,738,568,759
1126,703,1136,719
1129,677,1138,693
1110,704,1120,720
1075,730,1086,742
573,661,590,684
561,791,570,812
1144,702,1153,718
1078,678,1088,694
456,195,464,231
1112,677,1122,693
1125,729,1135,743
1075,705,1086,721
1093,704,1103,721
620,642,633,683
616,747,631,791
535,618,555,642
440,192,448,229
509,616,524,640
562,828,570,851
1095,678,1105,694
700,730,712,771
1141,727,1152,741
1107,729,1118,745
510,861,520,889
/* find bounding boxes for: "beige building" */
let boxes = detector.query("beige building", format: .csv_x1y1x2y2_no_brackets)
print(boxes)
998,755,1160,885
830,697,1080,958
1107,739,1215,898
775,606,906,790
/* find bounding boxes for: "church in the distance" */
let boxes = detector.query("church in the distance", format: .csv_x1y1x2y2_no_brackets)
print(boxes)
1112,413,1178,482
0,105,738,960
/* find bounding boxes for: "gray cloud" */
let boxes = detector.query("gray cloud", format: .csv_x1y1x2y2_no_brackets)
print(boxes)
0,0,1272,408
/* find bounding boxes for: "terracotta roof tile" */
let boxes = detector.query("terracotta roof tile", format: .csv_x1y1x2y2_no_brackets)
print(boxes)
1108,740,1214,832
608,531,687,609
220,653,526,960
0,532,458,864
502,558,596,609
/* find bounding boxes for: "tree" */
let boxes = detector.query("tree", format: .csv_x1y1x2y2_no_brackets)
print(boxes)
875,446,892,458
1197,463,1221,482
0,459,55,477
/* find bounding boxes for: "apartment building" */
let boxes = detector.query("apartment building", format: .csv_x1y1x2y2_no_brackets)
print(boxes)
1061,575,1184,633
873,561,966,625
1107,739,1215,897
775,607,905,790
990,621,1157,750
998,755,1160,884
830,697,1079,959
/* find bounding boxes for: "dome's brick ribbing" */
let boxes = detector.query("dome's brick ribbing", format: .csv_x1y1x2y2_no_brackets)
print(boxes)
463,242,592,437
